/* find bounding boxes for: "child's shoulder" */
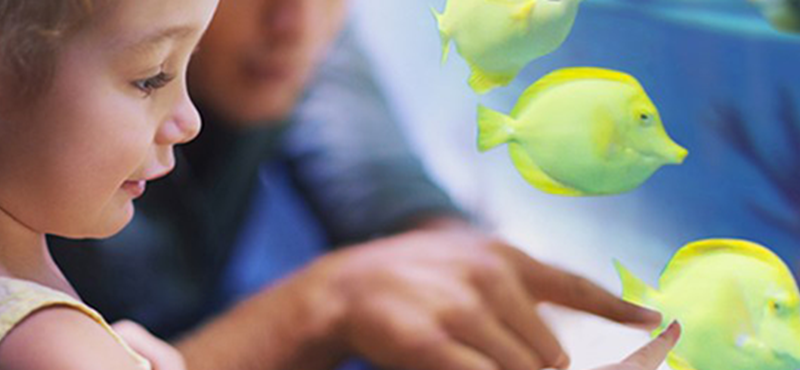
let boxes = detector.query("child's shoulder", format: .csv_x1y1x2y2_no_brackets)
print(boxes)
0,278,150,370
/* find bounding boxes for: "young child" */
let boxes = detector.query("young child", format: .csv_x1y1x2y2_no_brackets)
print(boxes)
0,0,218,369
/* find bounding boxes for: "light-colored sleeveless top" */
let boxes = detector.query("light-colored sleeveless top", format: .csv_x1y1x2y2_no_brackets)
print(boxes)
0,277,151,369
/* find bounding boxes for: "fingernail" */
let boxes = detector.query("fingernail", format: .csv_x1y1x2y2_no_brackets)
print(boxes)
639,307,663,323
554,353,571,369
659,320,681,344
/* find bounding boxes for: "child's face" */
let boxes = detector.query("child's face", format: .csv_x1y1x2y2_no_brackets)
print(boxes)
0,0,218,238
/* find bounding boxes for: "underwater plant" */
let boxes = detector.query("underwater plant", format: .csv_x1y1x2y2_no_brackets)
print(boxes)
710,89,800,239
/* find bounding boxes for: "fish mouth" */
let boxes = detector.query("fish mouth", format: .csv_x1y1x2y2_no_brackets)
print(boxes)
668,146,689,164
645,146,688,165
631,149,673,166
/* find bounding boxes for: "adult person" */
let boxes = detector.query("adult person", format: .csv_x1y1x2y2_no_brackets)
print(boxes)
51,1,664,370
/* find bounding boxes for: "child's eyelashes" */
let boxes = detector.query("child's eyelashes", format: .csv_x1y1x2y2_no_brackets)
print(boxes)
133,71,176,97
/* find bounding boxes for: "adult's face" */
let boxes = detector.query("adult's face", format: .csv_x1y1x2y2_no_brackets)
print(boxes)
188,0,349,127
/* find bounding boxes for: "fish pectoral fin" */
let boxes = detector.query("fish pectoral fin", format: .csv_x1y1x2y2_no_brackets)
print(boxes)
508,144,585,196
467,62,516,95
737,334,773,355
593,109,618,160
512,0,537,21
667,353,697,370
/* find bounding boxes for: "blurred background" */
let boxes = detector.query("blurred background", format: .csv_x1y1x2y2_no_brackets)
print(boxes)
349,0,800,368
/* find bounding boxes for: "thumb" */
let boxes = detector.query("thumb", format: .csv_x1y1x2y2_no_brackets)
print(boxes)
622,321,681,370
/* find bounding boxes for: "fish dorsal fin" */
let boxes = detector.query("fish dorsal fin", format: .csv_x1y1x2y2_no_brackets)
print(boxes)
660,239,786,288
511,68,642,117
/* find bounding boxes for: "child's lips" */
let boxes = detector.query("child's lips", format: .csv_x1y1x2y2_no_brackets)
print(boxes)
123,166,173,199
121,180,146,199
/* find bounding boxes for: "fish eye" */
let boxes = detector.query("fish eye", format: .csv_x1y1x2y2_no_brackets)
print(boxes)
638,112,654,127
770,300,782,312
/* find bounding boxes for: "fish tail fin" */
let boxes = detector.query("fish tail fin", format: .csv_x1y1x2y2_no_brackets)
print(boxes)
614,259,657,307
477,105,515,152
468,64,515,94
431,7,450,65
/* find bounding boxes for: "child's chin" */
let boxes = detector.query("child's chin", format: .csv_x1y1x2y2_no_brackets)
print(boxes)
60,202,134,240
98,203,135,237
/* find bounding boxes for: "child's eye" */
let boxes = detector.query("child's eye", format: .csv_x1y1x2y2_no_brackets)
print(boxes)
133,71,176,96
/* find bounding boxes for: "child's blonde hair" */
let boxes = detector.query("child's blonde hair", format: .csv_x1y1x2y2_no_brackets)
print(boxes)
0,1,99,102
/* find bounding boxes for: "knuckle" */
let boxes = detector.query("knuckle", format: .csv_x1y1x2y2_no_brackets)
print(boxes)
469,256,508,287
440,299,485,329
397,330,449,355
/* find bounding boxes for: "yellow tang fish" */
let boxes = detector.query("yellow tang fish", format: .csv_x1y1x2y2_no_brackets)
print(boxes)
750,0,800,33
432,0,583,94
477,67,687,196
615,239,800,370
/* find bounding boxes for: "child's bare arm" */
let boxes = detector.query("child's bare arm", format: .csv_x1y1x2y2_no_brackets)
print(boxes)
0,307,149,370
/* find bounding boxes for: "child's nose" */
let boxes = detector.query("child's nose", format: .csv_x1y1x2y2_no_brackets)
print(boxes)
156,93,201,146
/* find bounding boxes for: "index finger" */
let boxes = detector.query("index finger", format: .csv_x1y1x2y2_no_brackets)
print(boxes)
623,321,681,369
498,245,662,327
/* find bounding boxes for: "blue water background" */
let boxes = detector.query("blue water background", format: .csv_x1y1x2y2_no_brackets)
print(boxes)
352,1,800,367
